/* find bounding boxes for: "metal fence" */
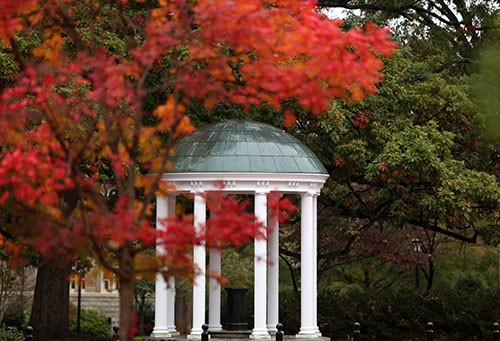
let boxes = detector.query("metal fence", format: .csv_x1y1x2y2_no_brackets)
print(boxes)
351,321,500,341
19,321,492,341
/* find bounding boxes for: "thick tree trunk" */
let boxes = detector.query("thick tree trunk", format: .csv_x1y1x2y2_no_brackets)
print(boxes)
30,256,71,340
119,244,135,341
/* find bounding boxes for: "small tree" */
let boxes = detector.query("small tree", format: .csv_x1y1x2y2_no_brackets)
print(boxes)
134,278,154,336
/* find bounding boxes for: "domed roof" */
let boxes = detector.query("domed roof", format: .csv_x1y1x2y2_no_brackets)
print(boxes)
170,120,327,174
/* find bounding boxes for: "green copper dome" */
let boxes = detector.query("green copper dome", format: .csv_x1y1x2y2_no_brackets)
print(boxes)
170,120,327,174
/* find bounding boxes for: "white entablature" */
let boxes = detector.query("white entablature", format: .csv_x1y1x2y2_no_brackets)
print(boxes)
161,172,328,195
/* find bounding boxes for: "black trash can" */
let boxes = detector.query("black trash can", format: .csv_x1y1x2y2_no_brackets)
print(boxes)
224,287,249,331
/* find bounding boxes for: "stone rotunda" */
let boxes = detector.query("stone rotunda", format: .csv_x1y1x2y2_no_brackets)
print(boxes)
152,120,329,339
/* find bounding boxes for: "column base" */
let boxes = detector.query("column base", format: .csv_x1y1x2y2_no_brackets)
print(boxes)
266,325,277,333
207,324,223,332
296,333,320,339
250,329,271,339
166,326,178,335
151,331,172,338
297,327,319,338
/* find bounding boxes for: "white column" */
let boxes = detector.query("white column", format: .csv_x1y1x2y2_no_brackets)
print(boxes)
208,203,222,332
166,193,178,334
208,246,222,331
267,197,279,333
153,194,175,337
251,192,270,339
99,271,105,293
297,192,316,338
190,193,206,338
313,194,321,336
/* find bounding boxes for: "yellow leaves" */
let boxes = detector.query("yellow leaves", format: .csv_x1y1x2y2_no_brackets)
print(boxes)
33,28,65,65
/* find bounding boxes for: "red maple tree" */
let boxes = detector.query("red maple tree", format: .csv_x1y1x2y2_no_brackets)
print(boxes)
0,0,395,339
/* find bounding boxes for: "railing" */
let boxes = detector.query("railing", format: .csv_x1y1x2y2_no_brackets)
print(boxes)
106,321,500,341
351,321,500,341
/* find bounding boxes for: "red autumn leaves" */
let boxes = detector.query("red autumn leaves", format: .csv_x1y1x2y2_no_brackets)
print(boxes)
0,0,395,281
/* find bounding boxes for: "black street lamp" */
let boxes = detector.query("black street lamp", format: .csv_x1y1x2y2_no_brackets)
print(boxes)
411,238,422,289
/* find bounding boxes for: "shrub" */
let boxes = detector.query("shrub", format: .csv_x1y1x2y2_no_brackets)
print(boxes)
70,308,111,339
2,298,25,329
0,327,24,341
280,287,500,340
453,273,485,292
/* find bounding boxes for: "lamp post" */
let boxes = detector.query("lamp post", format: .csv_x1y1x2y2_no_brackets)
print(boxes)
411,238,422,289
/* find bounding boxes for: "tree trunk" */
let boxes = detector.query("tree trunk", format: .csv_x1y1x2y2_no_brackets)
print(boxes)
426,259,434,291
119,244,135,341
30,256,71,340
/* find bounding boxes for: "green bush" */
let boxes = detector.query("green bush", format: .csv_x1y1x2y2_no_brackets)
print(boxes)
2,298,26,329
139,300,154,336
70,308,111,339
280,287,500,340
0,327,24,341
453,273,485,292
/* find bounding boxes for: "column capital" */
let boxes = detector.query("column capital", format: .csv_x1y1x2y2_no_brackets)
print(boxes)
301,191,317,197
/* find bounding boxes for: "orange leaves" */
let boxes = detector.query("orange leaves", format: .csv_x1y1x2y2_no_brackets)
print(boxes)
33,28,65,65
0,0,39,46
154,95,194,140
284,111,296,127
154,95,186,129
174,116,195,138
351,85,366,101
